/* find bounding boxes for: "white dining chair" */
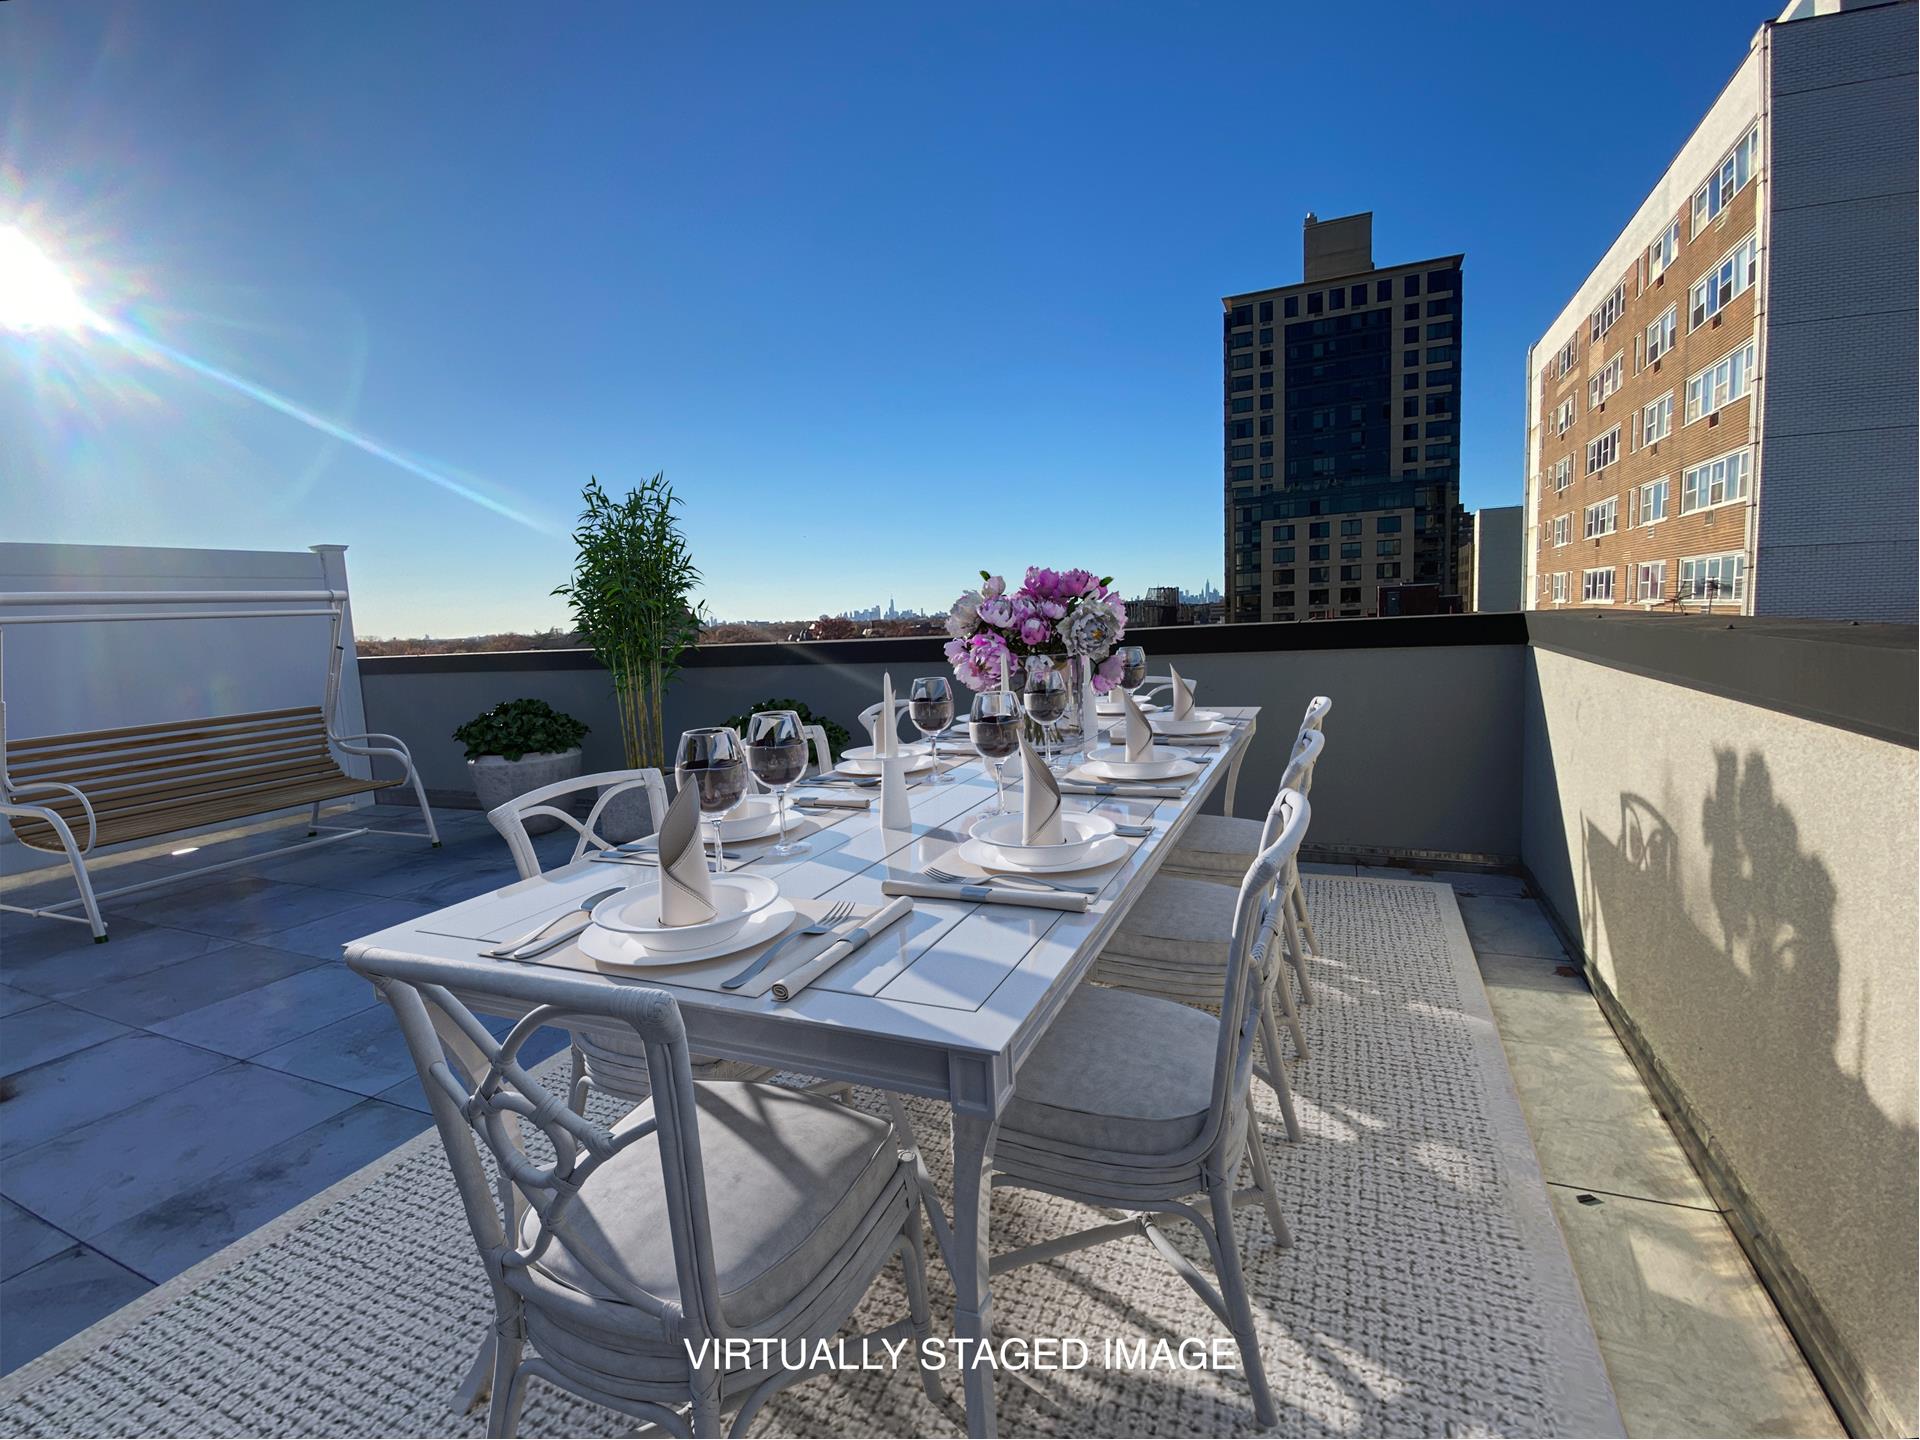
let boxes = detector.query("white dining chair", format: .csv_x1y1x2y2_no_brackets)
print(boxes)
353,957,941,1438
857,699,913,749
1094,730,1324,1141
486,768,768,1108
958,793,1312,1429
1165,694,1331,953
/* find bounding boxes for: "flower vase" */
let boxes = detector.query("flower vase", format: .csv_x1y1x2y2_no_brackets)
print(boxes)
1024,655,1093,763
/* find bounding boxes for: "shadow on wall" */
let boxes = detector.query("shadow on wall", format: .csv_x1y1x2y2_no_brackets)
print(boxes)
1580,751,1918,1427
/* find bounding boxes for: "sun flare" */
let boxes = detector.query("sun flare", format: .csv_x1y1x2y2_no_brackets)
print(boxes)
0,225,95,332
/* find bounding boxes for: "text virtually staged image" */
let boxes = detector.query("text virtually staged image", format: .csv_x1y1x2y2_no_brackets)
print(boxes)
0,2,1914,1439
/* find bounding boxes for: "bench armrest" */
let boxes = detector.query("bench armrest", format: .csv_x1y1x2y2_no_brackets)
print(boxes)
0,780,98,852
330,731,416,767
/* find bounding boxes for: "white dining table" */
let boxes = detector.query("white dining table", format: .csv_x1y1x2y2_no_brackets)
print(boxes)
346,704,1259,1437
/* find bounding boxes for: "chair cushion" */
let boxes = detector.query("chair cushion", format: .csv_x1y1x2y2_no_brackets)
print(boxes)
524,1082,898,1327
1163,812,1263,879
1101,873,1233,970
1001,984,1220,1156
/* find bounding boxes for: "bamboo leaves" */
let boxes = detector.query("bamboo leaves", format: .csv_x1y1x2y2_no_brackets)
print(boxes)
553,474,707,769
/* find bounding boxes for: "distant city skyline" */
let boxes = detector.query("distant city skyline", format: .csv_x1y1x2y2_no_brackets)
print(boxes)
2,0,1786,637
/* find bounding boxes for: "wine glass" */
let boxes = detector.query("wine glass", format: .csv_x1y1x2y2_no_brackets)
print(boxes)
909,677,956,784
1117,644,1148,695
674,727,749,873
969,690,1022,816
1022,665,1069,770
744,710,811,857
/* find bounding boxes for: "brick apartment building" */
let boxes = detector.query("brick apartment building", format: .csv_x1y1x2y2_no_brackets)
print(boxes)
1524,0,1916,622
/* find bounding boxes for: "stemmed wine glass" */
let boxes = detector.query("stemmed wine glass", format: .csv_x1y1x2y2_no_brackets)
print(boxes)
744,710,811,857
1022,665,1069,771
674,727,749,874
909,677,955,784
1116,644,1148,696
969,690,1022,816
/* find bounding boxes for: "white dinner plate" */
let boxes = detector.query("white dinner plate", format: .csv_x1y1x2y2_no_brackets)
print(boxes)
967,811,1116,866
1148,716,1233,739
1096,696,1159,716
704,796,783,841
1144,714,1221,737
957,834,1131,875
1083,745,1201,781
1082,748,1198,783
579,900,798,969
590,874,782,951
836,745,936,775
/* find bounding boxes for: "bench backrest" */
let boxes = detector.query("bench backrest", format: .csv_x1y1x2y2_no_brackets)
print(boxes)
4,707,344,825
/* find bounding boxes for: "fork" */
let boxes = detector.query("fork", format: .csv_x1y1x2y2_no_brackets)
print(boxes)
924,865,1097,896
720,900,856,990
482,886,623,960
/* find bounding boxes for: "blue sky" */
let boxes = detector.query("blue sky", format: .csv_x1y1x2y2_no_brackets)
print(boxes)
3,0,1780,635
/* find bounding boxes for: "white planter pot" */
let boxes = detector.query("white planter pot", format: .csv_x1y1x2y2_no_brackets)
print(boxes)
467,748,583,833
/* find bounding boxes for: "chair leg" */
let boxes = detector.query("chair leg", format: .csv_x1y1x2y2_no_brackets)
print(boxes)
567,1041,590,1115
46,811,108,942
1208,1178,1277,1429
1291,879,1321,964
689,1370,723,1438
1243,1095,1293,1249
1272,966,1310,1065
900,1225,944,1404
1256,1000,1303,1142
308,800,323,836
406,761,441,846
484,1310,527,1438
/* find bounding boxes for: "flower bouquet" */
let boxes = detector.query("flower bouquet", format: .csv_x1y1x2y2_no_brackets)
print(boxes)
943,568,1128,759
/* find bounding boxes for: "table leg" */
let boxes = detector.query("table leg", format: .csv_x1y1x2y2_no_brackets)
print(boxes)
950,1109,1001,1438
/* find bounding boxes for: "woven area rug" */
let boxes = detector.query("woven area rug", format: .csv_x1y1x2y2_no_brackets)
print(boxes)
0,876,1620,1437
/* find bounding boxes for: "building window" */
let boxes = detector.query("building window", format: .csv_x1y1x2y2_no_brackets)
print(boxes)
1679,551,1745,601
1308,521,1329,538
1588,352,1624,408
1684,338,1757,423
1405,274,1421,297
1582,567,1616,603
1584,496,1618,539
1377,537,1403,557
1273,569,1296,586
1309,544,1329,561
1340,518,1362,536
1258,300,1273,323
1376,562,1401,580
1645,305,1677,364
1552,514,1571,547
1548,455,1573,492
1690,233,1759,330
1554,335,1579,378
1284,296,1298,318
1585,425,1620,474
1642,392,1673,445
1634,477,1670,526
1340,564,1360,581
1272,546,1295,563
1681,448,1752,514
1273,524,1294,540
1309,567,1330,583
1550,571,1570,604
1258,462,1274,479
1341,541,1362,559
1376,515,1402,533
1692,126,1759,236
1648,218,1682,280
1330,288,1345,310
1633,561,1666,602
1275,591,1296,608
1307,291,1323,315
1231,398,1253,413
1552,398,1577,437
1589,282,1627,341
1340,587,1362,605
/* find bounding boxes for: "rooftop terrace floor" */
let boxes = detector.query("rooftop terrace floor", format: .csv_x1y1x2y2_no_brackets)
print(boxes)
0,806,1841,1435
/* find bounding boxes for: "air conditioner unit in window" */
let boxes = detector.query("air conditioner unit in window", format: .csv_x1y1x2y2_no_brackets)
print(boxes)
1708,413,1720,427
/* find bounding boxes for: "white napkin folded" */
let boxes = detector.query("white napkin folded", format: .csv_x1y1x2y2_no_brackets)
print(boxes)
1168,666,1196,721
1020,731,1064,845
1121,687,1154,762
875,673,897,758
657,782,718,926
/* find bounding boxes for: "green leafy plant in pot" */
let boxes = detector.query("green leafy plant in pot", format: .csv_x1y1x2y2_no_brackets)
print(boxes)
554,473,707,840
454,699,589,833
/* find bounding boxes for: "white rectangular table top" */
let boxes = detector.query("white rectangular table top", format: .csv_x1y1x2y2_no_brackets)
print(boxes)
346,707,1259,1119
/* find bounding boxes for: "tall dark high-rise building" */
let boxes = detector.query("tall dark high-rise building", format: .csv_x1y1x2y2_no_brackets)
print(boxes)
1222,213,1465,623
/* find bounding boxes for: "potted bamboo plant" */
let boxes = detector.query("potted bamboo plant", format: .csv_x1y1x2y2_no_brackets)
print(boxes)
553,473,706,840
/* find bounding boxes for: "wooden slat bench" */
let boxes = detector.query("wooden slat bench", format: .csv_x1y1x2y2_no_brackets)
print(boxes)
2,705,437,940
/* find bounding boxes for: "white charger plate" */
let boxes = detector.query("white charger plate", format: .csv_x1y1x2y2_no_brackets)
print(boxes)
1084,745,1201,781
590,874,781,951
1149,716,1233,739
968,811,1116,866
579,901,797,969
837,746,936,775
957,834,1131,875
1096,695,1159,715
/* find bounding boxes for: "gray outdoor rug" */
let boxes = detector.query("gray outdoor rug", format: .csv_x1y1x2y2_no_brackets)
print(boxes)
0,876,1621,1437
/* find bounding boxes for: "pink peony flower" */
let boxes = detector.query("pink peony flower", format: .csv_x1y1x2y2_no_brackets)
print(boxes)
1092,652,1125,695
981,574,1007,598
1018,616,1050,645
977,597,1013,628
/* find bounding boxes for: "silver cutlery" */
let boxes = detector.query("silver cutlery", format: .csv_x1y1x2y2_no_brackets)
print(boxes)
591,845,745,866
808,776,881,788
482,886,622,961
924,865,1097,896
1112,823,1154,838
720,900,855,991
